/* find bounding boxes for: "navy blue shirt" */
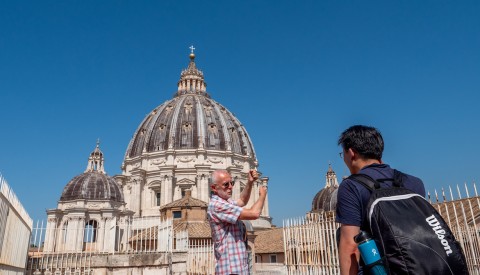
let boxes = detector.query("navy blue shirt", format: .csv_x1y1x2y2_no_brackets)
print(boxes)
336,163,426,228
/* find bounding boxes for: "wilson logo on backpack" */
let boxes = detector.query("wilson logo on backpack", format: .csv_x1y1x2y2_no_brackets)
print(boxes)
426,214,453,256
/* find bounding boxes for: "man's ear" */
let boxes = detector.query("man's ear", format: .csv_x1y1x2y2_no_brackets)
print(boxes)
347,148,356,160
210,184,217,193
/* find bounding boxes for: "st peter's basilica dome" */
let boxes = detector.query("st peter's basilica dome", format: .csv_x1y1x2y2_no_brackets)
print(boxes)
117,50,271,229
125,52,256,159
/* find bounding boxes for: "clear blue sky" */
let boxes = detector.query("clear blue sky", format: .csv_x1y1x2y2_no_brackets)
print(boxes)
1,1,479,225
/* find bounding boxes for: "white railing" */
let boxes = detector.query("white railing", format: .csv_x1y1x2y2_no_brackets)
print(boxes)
0,173,33,275
26,217,182,274
283,214,340,275
187,239,214,275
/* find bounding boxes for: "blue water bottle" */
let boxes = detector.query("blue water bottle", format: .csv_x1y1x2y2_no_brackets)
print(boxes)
354,231,387,275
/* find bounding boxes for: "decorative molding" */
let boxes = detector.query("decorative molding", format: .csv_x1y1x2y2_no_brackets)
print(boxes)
151,158,167,165
233,160,244,167
176,156,196,163
63,203,76,209
207,157,223,164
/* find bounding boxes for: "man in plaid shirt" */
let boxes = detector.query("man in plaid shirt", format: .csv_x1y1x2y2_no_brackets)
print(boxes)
208,169,268,275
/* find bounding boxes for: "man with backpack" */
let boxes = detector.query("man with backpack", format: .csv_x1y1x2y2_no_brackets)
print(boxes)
336,125,468,274
336,125,425,274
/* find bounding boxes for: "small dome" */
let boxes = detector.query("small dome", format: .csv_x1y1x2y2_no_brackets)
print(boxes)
311,164,339,213
59,142,123,202
60,171,124,202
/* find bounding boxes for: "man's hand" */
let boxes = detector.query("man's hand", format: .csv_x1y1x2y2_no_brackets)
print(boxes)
248,169,259,183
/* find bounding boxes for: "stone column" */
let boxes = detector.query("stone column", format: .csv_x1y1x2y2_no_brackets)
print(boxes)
96,217,106,252
68,217,85,252
131,177,142,216
43,217,57,252
260,177,269,217
163,175,173,204
103,217,116,253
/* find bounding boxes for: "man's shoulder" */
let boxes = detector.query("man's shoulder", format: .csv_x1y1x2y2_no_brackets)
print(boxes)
399,171,426,196
361,164,425,196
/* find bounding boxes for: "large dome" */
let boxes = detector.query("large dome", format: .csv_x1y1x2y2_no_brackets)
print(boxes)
60,143,124,202
117,51,271,229
311,165,339,213
125,53,256,159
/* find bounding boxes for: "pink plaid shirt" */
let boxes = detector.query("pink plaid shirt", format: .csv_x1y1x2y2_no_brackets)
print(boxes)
208,195,248,275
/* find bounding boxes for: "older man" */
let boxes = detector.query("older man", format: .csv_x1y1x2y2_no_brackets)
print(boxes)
207,169,267,275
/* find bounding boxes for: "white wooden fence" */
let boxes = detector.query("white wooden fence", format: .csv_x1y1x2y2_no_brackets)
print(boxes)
283,214,339,275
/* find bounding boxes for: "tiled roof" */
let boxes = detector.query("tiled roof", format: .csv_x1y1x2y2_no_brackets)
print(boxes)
254,228,284,254
173,220,211,238
160,195,207,210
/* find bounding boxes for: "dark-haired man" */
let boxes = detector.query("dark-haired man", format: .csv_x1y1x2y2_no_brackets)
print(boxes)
336,125,425,275
208,169,267,275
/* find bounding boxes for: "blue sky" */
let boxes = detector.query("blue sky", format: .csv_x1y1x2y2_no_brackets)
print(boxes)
1,1,479,225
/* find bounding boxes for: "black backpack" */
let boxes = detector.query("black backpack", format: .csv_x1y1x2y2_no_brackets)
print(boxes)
349,170,469,275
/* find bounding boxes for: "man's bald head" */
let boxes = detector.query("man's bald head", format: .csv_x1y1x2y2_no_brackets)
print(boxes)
211,170,229,186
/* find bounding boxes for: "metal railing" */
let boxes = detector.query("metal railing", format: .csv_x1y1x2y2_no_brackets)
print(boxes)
26,217,188,274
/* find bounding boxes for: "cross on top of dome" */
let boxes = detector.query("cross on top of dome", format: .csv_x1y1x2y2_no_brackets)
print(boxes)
189,45,196,59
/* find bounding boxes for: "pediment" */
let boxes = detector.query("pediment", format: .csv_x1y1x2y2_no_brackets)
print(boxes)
177,178,195,185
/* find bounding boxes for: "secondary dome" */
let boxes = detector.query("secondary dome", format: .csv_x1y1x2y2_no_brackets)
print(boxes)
125,53,256,158
311,164,339,213
60,142,124,202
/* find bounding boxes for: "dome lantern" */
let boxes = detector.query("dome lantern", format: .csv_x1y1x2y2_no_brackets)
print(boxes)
85,139,105,173
177,46,207,96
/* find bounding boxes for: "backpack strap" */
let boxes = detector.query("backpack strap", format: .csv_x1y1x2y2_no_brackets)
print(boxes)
376,169,404,188
348,173,380,191
349,169,406,190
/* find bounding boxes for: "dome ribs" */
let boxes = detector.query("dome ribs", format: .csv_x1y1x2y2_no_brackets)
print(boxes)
147,103,173,152
195,96,206,148
129,114,154,157
59,171,124,202
168,96,187,149
175,96,198,149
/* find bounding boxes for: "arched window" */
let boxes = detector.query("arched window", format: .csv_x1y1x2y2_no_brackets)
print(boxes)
84,220,98,243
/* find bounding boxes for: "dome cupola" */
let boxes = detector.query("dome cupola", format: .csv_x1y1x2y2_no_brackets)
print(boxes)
311,164,339,213
60,141,124,202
